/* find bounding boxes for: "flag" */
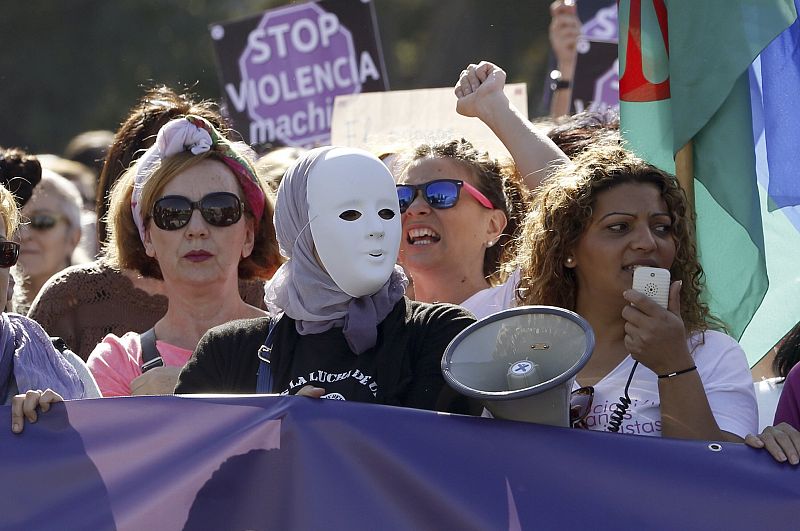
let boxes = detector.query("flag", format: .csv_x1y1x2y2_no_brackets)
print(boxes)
618,0,799,364
741,1,800,361
0,395,797,529
757,0,800,211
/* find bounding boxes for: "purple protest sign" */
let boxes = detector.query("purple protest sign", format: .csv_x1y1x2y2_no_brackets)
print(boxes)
568,0,619,113
572,40,619,113
580,2,618,43
592,58,619,112
211,0,388,148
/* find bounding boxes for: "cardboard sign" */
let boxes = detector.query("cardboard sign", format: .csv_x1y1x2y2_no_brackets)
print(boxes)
210,0,388,148
330,84,528,160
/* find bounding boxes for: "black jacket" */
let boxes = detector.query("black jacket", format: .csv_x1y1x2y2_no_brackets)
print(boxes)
176,297,475,412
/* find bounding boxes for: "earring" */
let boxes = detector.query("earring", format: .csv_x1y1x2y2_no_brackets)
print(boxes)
486,239,495,248
565,256,575,266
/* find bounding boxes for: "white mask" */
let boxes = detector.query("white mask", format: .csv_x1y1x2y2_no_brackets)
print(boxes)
307,148,402,297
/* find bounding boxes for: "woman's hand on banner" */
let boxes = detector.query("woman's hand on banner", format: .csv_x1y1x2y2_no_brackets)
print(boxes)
745,422,800,465
11,388,63,434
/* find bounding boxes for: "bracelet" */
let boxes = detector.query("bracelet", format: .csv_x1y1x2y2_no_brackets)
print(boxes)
657,365,697,379
549,69,572,91
550,79,572,91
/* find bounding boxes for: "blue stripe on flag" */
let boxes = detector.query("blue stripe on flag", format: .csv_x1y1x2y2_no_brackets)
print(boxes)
759,0,800,209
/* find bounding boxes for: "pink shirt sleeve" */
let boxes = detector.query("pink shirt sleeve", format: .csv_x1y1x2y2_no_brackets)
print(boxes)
774,364,800,430
86,333,143,397
87,332,196,398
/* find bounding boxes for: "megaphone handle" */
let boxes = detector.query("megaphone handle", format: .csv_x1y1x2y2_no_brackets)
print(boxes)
607,361,639,433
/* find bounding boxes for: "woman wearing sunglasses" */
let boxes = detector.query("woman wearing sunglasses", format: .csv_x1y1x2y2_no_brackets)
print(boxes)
15,169,84,313
397,61,567,318
85,115,281,396
28,87,270,362
514,142,757,442
0,148,42,311
175,147,474,411
0,180,97,426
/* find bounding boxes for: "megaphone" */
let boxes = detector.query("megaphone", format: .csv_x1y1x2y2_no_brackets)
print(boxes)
442,305,594,427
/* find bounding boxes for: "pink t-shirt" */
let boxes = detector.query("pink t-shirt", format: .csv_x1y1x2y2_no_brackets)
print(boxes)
87,332,193,397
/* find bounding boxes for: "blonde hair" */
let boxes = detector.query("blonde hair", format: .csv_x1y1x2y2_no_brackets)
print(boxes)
0,184,19,237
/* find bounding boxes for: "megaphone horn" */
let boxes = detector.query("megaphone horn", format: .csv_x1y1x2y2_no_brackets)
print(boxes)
441,305,594,427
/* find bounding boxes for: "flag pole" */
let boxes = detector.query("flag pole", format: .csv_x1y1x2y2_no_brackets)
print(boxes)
675,141,695,210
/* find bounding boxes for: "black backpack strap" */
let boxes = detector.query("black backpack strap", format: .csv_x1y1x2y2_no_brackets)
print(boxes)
50,337,70,354
256,316,280,394
140,327,164,373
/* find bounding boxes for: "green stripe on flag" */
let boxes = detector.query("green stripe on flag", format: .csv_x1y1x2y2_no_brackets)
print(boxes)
740,185,800,365
693,73,766,339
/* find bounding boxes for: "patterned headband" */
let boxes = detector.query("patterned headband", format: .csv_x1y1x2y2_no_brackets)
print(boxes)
130,115,265,242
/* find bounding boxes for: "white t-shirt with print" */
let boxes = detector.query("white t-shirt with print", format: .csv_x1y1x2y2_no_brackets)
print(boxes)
577,330,757,438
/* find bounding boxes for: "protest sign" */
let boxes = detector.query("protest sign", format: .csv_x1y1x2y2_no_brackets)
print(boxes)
330,84,528,160
210,0,388,148
571,0,619,112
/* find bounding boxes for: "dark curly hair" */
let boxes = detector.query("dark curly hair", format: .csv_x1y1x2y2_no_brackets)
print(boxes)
515,142,721,334
546,108,621,159
403,138,530,285
0,147,42,207
96,86,228,245
774,321,800,379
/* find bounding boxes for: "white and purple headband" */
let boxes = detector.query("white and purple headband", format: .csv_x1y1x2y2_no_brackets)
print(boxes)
130,115,265,242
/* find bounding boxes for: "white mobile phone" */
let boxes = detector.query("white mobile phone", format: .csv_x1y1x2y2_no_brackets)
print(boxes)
632,266,670,309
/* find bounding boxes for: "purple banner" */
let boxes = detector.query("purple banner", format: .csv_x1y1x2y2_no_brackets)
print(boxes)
210,0,388,149
1,395,797,530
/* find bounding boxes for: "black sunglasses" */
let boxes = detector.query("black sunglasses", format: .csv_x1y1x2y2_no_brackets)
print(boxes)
151,192,243,231
396,179,494,214
570,386,594,429
0,241,20,268
29,213,66,231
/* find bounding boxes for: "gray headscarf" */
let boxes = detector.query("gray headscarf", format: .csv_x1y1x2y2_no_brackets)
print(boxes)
263,147,407,354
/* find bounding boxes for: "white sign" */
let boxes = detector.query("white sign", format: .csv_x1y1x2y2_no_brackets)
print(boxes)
330,84,528,160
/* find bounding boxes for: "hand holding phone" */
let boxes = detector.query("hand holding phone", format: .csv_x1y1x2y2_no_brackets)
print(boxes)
632,266,670,309
624,267,689,379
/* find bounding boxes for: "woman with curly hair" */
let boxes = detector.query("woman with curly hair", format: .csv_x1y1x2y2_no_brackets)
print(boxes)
514,142,757,441
397,61,567,318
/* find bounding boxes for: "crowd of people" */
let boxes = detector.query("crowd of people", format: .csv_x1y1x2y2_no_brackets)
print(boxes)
4,1,799,482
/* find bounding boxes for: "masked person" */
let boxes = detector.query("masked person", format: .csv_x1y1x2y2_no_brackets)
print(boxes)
176,147,474,410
